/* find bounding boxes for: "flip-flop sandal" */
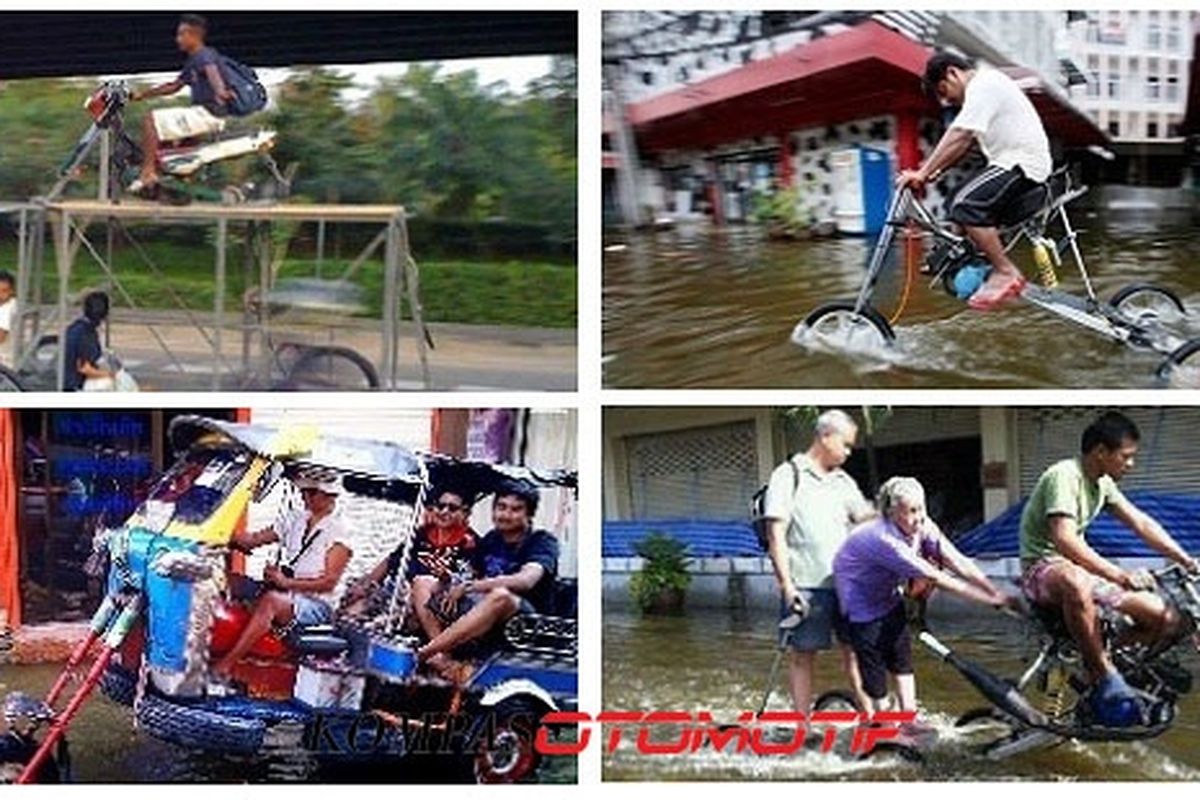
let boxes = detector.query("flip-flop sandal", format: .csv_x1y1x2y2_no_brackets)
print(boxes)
968,278,1026,311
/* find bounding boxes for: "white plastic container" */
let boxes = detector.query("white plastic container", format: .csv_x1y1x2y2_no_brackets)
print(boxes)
831,148,865,235
293,661,365,709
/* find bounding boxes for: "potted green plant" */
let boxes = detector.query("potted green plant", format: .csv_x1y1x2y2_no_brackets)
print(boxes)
629,531,691,614
750,185,813,240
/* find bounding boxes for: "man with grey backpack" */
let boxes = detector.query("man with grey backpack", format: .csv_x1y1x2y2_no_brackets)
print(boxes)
759,409,876,714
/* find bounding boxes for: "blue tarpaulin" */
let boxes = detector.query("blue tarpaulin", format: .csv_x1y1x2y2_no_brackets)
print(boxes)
603,520,761,558
954,491,1200,559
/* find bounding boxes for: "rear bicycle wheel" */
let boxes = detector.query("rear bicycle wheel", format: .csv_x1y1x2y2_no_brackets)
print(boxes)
277,346,380,391
1110,283,1186,327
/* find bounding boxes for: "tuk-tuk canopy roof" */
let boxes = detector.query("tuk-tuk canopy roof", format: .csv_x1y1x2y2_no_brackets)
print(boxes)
170,416,425,484
168,416,577,501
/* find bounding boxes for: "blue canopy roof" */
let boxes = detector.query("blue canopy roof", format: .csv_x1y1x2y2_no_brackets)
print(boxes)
954,491,1200,559
603,520,761,558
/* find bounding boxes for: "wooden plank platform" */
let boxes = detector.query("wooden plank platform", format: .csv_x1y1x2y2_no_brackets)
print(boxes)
44,199,407,224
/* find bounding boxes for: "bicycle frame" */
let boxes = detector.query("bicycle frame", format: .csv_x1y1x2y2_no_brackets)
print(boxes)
852,172,1094,314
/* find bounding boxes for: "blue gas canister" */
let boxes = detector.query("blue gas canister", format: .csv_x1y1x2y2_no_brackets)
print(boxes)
953,262,992,300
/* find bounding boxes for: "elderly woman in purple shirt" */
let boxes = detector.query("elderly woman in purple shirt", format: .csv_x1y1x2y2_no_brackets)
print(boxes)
833,477,1012,713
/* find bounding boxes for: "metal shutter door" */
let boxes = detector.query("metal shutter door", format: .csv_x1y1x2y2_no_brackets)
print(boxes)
626,420,758,520
1017,407,1200,496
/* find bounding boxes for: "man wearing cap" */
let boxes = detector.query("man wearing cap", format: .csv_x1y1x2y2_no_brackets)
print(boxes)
416,480,558,674
213,475,352,678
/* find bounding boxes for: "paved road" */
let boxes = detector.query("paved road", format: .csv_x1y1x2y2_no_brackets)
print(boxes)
22,310,576,391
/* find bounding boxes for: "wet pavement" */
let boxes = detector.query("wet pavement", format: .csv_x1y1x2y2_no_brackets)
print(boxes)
603,606,1200,781
602,209,1200,388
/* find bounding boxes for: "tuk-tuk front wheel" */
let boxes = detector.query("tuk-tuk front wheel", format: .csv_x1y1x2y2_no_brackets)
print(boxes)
473,698,543,784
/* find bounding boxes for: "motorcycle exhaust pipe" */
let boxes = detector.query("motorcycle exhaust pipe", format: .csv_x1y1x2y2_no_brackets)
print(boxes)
918,631,1049,729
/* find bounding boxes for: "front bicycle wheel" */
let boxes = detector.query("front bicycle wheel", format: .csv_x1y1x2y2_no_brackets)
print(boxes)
794,301,896,350
277,346,380,391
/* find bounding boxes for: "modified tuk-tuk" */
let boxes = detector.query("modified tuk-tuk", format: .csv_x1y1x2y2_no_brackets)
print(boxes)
0,416,577,784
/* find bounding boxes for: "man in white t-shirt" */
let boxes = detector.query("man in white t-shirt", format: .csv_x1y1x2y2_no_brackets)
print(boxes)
0,271,16,368
213,475,352,678
763,409,876,714
897,52,1053,311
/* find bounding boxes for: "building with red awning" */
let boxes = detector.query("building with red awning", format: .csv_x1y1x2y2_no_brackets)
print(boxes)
604,13,1106,228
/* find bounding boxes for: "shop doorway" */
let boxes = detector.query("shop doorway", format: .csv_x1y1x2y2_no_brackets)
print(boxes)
15,409,237,623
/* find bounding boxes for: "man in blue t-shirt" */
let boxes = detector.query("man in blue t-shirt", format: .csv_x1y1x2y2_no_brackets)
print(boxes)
417,480,559,671
127,14,234,193
61,291,113,391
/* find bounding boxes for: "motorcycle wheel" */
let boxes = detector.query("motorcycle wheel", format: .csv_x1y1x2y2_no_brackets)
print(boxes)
473,698,543,784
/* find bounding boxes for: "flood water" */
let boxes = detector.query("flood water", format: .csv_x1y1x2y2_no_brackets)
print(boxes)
0,663,574,783
603,607,1200,781
603,209,1200,388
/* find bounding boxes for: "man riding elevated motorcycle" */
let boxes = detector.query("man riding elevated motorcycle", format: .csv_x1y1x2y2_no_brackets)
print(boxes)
1019,411,1199,727
127,14,233,195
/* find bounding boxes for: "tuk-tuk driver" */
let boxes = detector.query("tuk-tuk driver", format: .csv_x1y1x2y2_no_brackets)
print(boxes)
213,475,352,679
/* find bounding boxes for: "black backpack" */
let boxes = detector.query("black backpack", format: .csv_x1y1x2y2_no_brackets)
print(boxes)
218,53,268,116
749,458,801,551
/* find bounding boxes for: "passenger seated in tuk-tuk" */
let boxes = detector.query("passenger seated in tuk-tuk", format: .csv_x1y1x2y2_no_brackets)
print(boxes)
343,484,480,641
213,476,352,679
417,480,558,673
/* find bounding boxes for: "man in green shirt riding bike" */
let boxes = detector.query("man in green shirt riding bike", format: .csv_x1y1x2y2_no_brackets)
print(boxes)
1019,411,1198,727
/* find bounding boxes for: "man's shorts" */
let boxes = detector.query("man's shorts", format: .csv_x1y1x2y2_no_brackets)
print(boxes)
151,105,225,142
778,588,847,652
844,603,912,700
948,164,1042,228
431,587,536,627
1021,557,1127,610
291,593,334,626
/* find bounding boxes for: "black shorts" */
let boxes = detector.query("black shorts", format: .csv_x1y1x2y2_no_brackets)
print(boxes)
845,603,913,700
948,165,1041,228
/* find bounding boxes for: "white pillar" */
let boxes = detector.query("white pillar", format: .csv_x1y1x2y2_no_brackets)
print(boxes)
980,407,1017,521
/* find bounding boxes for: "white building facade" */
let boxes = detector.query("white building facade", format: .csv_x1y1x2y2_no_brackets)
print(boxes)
1066,10,1196,141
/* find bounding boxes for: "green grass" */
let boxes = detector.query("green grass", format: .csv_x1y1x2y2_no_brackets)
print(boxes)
0,239,576,329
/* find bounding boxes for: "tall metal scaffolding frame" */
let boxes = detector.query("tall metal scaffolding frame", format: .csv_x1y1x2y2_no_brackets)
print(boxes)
5,200,432,391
